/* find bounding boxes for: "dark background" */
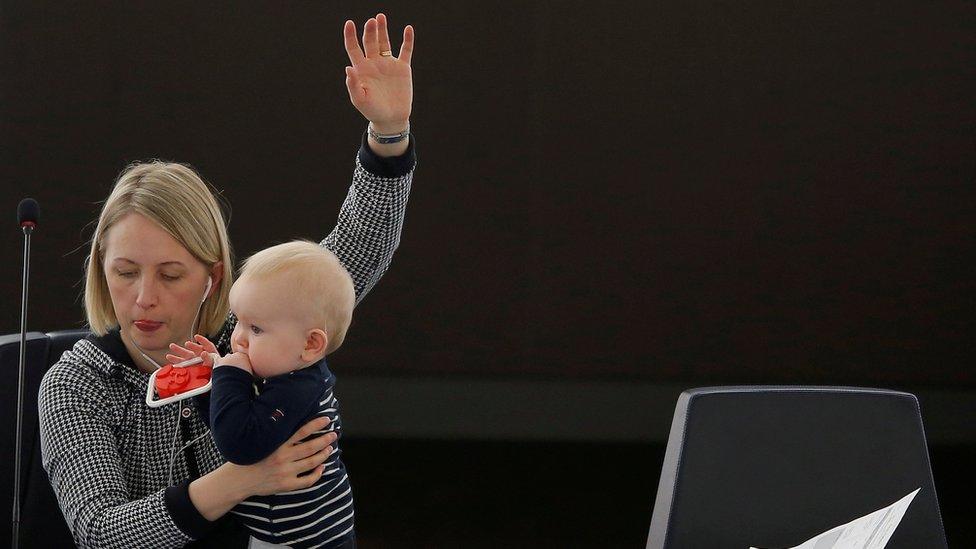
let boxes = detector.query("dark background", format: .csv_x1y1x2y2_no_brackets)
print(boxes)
1,1,973,546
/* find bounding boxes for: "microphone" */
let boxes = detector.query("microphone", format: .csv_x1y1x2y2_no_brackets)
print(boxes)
12,198,38,549
17,198,39,230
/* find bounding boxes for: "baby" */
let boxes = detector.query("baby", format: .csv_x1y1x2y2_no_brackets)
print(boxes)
169,240,356,548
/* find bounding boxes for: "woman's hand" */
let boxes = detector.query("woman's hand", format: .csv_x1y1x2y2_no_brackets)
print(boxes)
237,416,337,497
188,417,336,520
343,13,414,134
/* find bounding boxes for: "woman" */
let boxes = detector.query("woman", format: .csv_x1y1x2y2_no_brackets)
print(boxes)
37,14,415,548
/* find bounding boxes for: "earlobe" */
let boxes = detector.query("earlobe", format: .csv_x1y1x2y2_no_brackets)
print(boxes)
302,329,329,361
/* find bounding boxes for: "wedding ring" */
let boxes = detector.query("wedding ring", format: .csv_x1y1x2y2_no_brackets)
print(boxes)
379,50,393,57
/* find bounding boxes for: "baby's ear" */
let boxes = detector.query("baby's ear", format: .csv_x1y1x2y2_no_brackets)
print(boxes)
302,329,329,362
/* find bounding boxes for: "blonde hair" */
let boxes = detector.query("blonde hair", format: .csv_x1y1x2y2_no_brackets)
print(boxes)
239,240,355,354
84,161,234,336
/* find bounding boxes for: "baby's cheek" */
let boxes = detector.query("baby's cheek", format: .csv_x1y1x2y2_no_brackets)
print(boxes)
251,359,280,379
246,355,266,376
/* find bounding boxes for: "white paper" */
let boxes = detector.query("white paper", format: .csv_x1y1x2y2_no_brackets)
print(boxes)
749,488,920,549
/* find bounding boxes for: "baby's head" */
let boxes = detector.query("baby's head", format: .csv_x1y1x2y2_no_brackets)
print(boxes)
228,240,355,378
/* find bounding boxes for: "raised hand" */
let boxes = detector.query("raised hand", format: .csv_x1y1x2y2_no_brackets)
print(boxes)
343,13,414,134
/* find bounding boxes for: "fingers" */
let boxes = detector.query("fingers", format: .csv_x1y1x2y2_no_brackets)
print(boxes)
267,425,337,492
289,416,331,445
198,351,215,367
167,343,195,362
193,334,218,352
287,422,335,463
362,17,379,58
166,342,214,367
168,342,192,354
377,13,392,54
346,15,412,64
174,338,205,354
343,20,365,66
299,465,327,488
399,24,415,65
292,439,334,474
221,352,252,372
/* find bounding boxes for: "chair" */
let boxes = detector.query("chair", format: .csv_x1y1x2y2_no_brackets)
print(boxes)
647,386,947,548
0,329,88,547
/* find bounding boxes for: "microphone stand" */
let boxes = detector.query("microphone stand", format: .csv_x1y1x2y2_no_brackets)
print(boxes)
12,222,33,549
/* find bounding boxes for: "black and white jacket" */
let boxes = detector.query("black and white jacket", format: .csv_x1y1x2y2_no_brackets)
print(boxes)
38,139,415,548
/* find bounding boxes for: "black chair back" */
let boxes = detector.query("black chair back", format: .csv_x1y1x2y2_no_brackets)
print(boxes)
1,329,88,547
647,386,947,548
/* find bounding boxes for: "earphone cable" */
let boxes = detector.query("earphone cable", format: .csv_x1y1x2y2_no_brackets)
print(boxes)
166,401,183,486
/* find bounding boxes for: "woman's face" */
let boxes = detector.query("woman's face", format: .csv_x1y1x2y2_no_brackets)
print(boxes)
102,212,213,358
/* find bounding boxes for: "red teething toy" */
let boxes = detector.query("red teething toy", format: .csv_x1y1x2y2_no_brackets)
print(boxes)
154,363,212,398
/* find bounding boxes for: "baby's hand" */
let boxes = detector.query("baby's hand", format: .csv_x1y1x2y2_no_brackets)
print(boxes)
218,352,253,375
167,334,220,367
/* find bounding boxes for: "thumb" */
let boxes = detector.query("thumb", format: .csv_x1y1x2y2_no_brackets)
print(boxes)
345,67,366,104
200,351,218,367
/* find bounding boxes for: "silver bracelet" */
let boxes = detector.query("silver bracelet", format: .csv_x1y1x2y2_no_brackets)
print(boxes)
368,122,410,144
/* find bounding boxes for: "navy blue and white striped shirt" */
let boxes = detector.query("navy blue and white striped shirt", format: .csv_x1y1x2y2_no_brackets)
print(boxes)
208,358,354,548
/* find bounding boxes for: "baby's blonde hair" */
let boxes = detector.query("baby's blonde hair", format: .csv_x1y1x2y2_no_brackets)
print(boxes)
239,240,354,354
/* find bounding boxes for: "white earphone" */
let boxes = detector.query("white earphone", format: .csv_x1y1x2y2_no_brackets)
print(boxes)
202,276,213,303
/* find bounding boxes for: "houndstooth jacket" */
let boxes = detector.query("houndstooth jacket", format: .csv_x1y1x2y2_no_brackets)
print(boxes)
38,140,415,548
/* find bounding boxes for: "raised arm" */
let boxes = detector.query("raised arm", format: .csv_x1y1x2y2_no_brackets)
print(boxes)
210,15,415,350
325,13,416,303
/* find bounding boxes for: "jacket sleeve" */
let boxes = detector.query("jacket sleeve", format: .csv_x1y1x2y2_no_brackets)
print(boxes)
38,362,193,548
209,366,324,465
322,133,417,304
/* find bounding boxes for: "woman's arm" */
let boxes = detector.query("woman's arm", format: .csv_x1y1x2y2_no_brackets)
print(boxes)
40,358,335,545
324,14,417,303
322,139,415,303
209,14,415,348
39,363,192,548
